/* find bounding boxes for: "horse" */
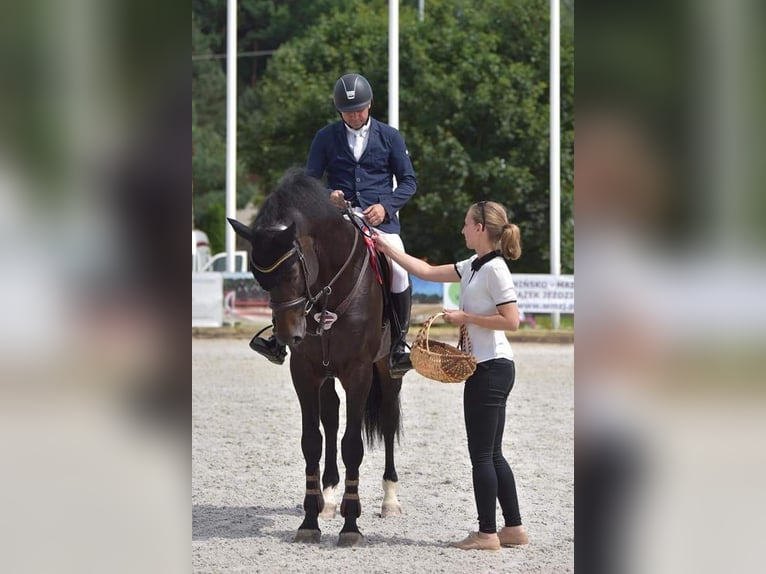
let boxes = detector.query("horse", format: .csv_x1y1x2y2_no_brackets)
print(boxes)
228,168,404,547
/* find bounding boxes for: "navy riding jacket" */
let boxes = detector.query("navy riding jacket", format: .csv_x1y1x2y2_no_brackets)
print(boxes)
305,117,417,234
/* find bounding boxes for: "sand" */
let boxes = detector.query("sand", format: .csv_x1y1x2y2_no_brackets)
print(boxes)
193,339,573,573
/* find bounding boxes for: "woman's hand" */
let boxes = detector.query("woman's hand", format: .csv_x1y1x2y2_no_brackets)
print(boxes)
442,309,468,326
371,231,391,254
444,305,520,331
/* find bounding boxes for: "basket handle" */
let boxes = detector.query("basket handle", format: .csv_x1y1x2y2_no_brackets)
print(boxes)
414,312,474,354
414,312,447,354
458,324,473,355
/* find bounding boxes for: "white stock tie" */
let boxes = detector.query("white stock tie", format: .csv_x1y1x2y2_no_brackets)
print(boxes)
353,131,365,161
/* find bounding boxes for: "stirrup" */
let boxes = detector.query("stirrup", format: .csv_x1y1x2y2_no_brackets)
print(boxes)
389,356,412,378
249,325,287,365
389,343,412,377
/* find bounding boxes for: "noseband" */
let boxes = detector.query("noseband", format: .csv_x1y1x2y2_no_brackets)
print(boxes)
251,229,361,317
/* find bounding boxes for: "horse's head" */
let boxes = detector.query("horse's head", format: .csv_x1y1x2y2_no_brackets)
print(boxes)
228,217,317,347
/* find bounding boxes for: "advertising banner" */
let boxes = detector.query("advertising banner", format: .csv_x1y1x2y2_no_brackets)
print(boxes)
443,274,574,314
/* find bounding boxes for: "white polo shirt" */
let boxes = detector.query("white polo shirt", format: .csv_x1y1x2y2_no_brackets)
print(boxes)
454,254,518,363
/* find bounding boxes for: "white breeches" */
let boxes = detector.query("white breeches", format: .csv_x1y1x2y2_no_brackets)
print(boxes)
374,230,410,293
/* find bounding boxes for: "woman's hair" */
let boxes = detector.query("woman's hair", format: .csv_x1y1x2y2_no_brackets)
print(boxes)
469,201,522,260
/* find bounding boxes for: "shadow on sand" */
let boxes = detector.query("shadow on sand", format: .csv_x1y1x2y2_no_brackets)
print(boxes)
192,504,302,540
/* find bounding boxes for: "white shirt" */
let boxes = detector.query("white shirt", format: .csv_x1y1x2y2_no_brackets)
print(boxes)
345,122,369,160
454,255,518,363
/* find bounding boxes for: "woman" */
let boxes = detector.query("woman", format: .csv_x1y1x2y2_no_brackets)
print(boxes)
373,201,529,551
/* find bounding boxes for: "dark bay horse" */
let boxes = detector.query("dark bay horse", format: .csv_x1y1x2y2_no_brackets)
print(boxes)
228,169,403,547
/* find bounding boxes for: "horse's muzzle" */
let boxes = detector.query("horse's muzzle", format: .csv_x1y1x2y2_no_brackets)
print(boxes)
275,332,305,347
274,315,306,347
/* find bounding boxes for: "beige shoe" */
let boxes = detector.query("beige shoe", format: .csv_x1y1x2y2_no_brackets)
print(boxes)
449,531,501,551
498,526,529,546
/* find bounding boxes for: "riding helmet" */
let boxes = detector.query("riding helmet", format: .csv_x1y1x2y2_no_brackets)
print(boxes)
333,73,373,112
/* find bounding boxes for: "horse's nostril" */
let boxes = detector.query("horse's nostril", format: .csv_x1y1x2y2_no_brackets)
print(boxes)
292,336,303,346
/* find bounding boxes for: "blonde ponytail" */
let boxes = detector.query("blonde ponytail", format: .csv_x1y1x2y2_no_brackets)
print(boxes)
500,223,521,260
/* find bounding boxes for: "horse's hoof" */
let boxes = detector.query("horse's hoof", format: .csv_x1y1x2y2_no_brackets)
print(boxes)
337,532,364,547
381,502,403,517
319,503,337,519
294,529,321,543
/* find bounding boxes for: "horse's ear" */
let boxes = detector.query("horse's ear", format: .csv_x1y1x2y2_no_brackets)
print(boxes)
227,218,252,242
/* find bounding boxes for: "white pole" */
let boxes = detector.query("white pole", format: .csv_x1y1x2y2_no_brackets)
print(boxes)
418,0,424,22
225,0,237,272
549,0,561,329
388,0,399,130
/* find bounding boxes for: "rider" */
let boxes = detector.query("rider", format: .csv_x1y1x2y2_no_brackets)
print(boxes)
249,73,417,377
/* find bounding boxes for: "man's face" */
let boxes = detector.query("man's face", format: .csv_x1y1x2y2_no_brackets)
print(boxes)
340,105,371,130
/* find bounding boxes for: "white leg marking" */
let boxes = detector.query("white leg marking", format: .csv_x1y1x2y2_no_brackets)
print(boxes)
319,485,338,519
381,479,403,517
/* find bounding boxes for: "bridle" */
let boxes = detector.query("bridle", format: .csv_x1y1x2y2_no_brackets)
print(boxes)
250,225,364,321
250,220,372,373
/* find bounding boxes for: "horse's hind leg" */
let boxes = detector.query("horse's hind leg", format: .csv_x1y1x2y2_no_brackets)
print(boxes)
381,433,403,517
293,376,325,543
380,368,403,517
319,378,340,519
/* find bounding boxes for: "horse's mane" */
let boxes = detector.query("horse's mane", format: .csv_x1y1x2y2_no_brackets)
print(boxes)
254,168,343,229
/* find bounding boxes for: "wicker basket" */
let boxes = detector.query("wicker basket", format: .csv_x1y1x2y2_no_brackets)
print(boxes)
411,312,478,383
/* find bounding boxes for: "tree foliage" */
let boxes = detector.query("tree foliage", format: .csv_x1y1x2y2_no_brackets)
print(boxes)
194,0,574,273
192,12,258,251
192,0,352,85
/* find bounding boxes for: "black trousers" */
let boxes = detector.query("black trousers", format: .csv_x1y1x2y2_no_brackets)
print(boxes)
463,358,522,533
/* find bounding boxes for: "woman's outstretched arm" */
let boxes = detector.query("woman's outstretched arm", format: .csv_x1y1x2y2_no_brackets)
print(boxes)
373,233,459,283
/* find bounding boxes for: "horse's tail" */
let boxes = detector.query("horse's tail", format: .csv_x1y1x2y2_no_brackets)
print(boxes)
364,365,402,447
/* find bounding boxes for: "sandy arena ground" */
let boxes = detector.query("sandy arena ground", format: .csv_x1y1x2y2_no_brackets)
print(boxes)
193,339,573,573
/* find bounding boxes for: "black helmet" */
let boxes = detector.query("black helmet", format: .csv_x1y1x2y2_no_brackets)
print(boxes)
333,73,373,112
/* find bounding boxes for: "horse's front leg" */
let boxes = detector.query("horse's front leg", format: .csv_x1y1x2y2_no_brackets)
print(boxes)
337,366,373,547
319,377,340,519
292,372,325,543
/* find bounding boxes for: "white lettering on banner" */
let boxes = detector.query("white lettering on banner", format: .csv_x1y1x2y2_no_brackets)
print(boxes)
442,273,574,314
193,272,224,327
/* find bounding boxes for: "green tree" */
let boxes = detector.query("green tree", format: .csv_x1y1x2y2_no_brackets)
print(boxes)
192,14,226,133
192,13,259,249
192,0,354,86
240,0,574,273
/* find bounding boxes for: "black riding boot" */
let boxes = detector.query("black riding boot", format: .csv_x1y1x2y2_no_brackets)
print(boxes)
389,286,413,377
249,327,287,365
